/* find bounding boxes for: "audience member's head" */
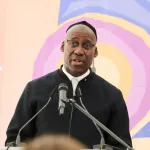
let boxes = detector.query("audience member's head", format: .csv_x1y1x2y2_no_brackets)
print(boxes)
23,134,88,150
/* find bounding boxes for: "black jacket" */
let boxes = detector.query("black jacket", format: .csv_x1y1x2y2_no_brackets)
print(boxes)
6,68,132,149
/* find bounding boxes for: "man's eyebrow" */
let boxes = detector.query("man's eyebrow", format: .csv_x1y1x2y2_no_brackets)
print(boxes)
68,36,93,41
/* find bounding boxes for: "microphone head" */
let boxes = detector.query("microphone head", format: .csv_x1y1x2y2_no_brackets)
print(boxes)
58,83,68,91
16,134,21,146
76,86,82,98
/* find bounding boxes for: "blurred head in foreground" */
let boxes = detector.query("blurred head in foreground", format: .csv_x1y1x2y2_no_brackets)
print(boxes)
23,134,88,150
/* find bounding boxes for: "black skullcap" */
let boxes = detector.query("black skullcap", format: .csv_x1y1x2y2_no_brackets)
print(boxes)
66,21,97,40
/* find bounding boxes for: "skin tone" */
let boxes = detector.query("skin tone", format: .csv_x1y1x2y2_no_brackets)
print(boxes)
60,24,98,77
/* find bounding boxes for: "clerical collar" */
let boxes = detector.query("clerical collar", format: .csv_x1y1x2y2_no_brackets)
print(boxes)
62,65,90,82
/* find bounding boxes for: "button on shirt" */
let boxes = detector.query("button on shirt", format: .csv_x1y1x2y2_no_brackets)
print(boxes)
62,66,90,96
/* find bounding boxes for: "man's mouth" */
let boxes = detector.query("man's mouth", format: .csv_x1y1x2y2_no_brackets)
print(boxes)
72,59,84,65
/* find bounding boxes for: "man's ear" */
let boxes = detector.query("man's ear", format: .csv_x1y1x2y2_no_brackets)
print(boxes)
94,47,98,57
60,41,65,52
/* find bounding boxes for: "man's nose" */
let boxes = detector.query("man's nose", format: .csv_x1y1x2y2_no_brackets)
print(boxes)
74,45,84,55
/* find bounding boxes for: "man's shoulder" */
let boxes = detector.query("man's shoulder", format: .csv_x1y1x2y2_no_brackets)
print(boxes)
34,70,58,80
28,70,59,86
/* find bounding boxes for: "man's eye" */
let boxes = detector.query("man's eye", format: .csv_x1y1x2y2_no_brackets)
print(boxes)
72,41,78,47
83,43,91,49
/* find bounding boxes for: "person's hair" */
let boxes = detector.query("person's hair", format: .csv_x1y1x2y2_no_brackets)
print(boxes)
66,21,97,40
23,134,88,150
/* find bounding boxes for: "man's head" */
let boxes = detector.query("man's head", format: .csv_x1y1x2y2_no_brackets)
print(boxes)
61,21,98,77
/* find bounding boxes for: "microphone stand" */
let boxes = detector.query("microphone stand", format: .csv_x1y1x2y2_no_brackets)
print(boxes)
15,86,57,146
68,98,134,150
16,97,53,146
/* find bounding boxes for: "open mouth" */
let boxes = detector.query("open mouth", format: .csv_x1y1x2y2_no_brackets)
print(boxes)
72,59,84,65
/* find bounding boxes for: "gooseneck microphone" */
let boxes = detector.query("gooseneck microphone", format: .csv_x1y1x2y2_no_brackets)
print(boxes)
58,83,68,115
15,85,57,146
76,86,105,149
68,95,134,150
68,88,134,150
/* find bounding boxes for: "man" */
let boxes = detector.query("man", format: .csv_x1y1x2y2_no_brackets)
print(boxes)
6,21,132,149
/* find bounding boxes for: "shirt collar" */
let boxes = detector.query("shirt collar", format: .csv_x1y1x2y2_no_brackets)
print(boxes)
62,65,90,82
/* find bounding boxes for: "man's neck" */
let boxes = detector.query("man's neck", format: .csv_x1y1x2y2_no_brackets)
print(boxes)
62,65,90,81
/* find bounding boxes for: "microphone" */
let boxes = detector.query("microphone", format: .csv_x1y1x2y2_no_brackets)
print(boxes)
69,88,134,150
76,86,82,98
58,83,68,115
76,86,105,149
15,85,57,146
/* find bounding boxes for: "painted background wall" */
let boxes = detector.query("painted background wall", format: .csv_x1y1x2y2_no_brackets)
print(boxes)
0,0,150,149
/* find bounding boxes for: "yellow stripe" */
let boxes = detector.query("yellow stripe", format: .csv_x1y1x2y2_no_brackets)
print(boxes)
97,44,132,100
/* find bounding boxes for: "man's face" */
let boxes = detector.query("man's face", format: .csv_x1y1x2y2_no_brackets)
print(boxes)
61,24,98,77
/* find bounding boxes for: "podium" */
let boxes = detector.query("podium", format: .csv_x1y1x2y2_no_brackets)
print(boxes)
2,146,125,150
1,148,21,150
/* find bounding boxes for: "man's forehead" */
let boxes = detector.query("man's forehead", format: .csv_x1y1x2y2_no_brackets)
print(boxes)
66,25,96,40
66,21,97,40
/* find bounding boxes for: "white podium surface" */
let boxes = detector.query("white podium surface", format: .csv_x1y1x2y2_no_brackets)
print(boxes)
1,148,22,150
